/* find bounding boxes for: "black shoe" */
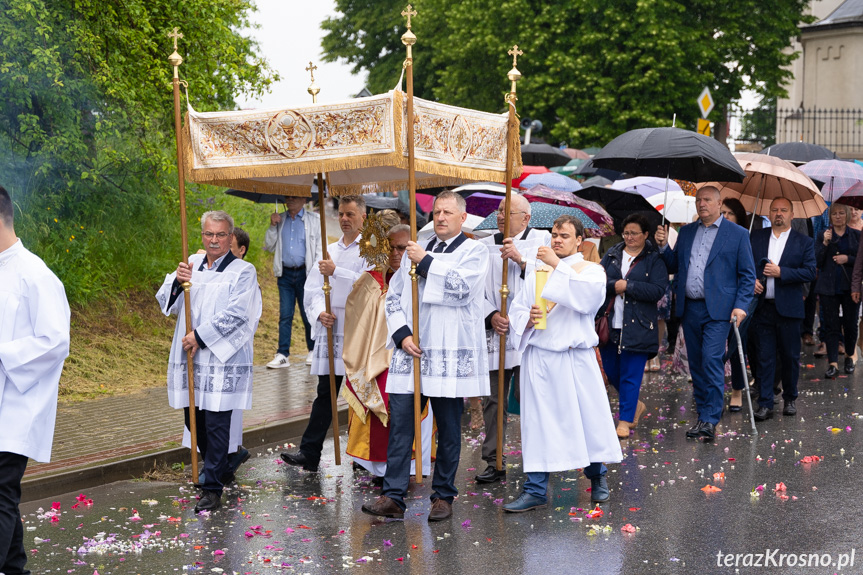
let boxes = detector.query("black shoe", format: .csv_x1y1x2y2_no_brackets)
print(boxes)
475,465,506,484
700,422,716,441
280,451,319,472
783,400,797,416
845,357,856,374
195,490,221,512
753,406,773,421
825,365,839,379
685,421,705,438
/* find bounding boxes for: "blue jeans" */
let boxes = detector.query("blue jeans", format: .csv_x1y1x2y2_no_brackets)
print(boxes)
524,463,606,502
599,345,648,422
277,268,313,356
382,394,464,510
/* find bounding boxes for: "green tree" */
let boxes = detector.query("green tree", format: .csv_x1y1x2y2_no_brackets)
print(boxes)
322,0,811,147
0,0,278,302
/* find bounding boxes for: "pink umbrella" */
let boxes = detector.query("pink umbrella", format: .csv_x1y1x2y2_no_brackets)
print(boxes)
523,184,614,238
564,148,590,160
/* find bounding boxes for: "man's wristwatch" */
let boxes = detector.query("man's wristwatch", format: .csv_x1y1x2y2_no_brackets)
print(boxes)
520,256,527,268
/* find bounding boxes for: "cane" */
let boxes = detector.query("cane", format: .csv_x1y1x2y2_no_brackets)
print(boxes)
731,316,757,432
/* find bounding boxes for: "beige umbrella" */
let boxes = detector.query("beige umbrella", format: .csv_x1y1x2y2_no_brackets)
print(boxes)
698,153,826,229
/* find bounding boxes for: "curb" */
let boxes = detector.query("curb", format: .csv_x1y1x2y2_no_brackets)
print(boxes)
21,407,349,503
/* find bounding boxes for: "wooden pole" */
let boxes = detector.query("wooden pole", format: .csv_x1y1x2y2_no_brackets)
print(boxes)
168,28,199,483
401,5,423,484
497,46,523,471
307,63,342,465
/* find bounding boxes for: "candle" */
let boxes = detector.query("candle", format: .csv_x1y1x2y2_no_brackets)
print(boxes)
534,267,549,330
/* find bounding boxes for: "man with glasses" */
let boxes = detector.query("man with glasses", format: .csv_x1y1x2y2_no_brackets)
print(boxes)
157,210,262,512
475,194,550,484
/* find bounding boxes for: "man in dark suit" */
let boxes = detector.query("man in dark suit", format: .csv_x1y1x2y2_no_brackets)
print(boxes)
750,198,816,420
655,186,756,440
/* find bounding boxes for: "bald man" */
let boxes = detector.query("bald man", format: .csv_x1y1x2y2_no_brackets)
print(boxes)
655,186,755,440
748,197,815,420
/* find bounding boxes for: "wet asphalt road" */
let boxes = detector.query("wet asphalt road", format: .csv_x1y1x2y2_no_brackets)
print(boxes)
20,349,863,575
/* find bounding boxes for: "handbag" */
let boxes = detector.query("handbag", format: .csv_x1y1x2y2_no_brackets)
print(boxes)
595,298,615,347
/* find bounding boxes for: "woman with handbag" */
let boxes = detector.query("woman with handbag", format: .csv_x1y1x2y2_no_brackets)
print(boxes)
815,203,861,378
598,213,669,438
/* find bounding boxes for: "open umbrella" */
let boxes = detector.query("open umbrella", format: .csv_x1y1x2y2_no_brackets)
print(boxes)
521,142,571,167
465,192,508,217
512,164,551,188
522,184,614,238
648,193,696,224
575,185,664,233
452,181,508,196
519,172,582,192
701,153,825,223
564,148,590,160
225,188,288,205
549,158,587,176
573,159,626,181
592,127,746,183
835,181,863,209
761,142,836,165
611,176,683,198
474,202,600,232
800,159,863,202
581,146,602,156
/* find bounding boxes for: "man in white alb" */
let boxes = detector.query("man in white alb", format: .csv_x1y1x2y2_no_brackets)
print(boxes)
157,210,261,512
505,215,623,512
0,185,71,575
362,191,489,522
476,194,550,484
280,196,369,472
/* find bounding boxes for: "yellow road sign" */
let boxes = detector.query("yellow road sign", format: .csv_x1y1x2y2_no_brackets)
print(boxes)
697,118,711,137
697,87,714,118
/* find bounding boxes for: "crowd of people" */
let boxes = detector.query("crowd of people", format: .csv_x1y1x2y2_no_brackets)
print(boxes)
5,176,863,571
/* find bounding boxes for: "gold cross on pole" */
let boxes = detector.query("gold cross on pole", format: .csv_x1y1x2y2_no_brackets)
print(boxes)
168,27,183,51
508,45,523,68
401,4,417,29
305,61,317,83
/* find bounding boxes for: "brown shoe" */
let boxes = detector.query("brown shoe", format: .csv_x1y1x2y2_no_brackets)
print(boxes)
361,496,404,519
633,400,647,425
616,421,631,439
802,333,815,346
428,498,452,522
814,342,827,358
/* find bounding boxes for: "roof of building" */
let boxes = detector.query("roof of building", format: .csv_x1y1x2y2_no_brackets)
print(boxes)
805,0,863,30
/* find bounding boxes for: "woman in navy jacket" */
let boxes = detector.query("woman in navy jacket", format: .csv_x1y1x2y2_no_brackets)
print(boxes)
599,213,669,438
815,203,861,378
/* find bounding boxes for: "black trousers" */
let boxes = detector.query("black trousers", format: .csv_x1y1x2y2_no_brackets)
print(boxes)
0,451,29,575
299,375,344,463
184,407,231,494
820,293,860,364
754,301,802,409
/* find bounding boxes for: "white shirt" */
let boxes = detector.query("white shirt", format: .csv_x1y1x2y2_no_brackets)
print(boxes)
766,228,791,300
613,251,637,330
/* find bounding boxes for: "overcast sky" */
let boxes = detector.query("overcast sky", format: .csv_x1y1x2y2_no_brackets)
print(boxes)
237,0,366,109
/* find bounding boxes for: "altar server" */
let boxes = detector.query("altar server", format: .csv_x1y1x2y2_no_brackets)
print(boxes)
157,210,261,512
362,191,489,522
476,194,550,484
504,215,623,512
281,196,369,472
0,185,70,575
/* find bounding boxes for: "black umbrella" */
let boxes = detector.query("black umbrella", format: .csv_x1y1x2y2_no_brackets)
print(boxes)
574,185,664,234
581,175,614,188
361,193,428,227
521,143,572,168
592,127,746,183
760,142,837,165
225,188,291,205
573,159,626,181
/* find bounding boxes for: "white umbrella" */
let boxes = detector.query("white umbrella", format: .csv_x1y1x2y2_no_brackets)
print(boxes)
611,176,683,198
648,193,696,223
451,182,508,195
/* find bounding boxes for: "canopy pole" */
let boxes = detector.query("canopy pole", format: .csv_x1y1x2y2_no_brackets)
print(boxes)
497,46,523,472
307,63,342,466
168,28,199,483
661,114,677,227
401,5,423,484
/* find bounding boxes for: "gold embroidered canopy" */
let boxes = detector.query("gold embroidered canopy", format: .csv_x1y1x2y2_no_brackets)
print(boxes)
182,90,521,197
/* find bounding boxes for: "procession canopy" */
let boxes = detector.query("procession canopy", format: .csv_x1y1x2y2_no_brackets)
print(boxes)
182,90,522,197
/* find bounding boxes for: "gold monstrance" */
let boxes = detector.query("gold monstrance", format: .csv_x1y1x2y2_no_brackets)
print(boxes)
359,212,393,274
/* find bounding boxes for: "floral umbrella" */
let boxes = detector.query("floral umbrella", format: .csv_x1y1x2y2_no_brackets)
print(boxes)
474,201,600,232
522,184,614,238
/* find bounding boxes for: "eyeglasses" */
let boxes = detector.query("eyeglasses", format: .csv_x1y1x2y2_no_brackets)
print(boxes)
202,232,229,239
622,231,645,238
494,210,527,217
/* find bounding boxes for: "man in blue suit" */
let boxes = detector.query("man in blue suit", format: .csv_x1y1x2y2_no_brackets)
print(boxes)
749,197,816,420
655,186,756,440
